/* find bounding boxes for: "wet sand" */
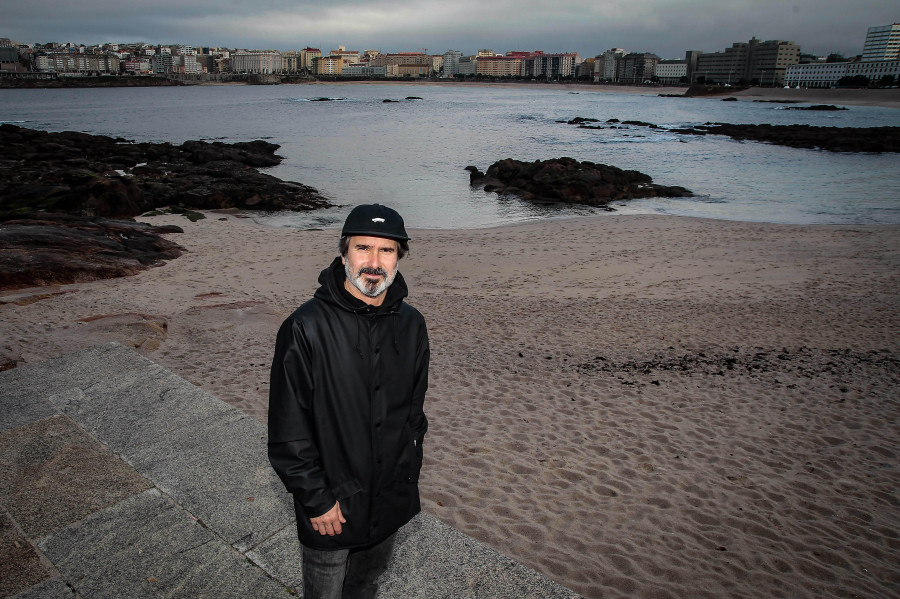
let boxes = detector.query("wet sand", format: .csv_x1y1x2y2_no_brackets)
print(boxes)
2,214,898,598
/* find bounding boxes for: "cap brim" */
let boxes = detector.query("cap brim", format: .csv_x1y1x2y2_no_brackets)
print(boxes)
342,229,409,241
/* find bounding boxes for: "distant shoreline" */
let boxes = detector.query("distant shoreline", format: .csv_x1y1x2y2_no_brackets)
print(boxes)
3,75,899,108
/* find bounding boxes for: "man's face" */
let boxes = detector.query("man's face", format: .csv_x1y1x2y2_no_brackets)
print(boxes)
342,235,400,302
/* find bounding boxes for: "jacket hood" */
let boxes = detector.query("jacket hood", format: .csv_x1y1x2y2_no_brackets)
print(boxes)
315,256,409,313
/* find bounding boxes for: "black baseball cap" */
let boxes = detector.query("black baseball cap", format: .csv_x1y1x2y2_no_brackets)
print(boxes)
341,204,409,242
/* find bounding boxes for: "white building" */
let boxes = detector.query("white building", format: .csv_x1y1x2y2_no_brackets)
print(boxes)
846,59,900,83
231,50,283,74
862,23,900,61
784,62,849,87
458,56,477,75
655,60,687,84
442,50,463,77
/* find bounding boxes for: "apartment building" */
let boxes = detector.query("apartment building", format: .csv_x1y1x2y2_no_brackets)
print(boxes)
342,63,396,77
398,63,432,77
576,58,594,79
594,48,626,81
783,61,849,88
0,45,21,72
369,52,430,67
441,50,463,77
476,55,523,77
330,46,361,66
34,52,120,74
655,60,687,84
862,23,900,61
296,47,321,72
690,38,800,85
122,59,152,75
616,52,659,83
458,55,477,75
152,52,173,73
522,52,579,78
282,51,299,73
231,50,282,74
172,53,202,74
314,54,343,75
846,59,900,82
748,39,800,84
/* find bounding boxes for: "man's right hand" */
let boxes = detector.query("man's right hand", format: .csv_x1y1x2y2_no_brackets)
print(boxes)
310,501,346,536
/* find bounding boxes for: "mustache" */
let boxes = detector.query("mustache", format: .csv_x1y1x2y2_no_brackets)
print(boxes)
356,267,388,278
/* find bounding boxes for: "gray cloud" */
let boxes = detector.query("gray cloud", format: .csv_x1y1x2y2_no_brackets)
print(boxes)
2,0,895,58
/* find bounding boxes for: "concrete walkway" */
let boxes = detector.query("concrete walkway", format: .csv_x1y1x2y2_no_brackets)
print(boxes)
0,343,581,599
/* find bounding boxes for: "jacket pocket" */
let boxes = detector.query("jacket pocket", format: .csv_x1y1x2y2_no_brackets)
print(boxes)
393,435,422,483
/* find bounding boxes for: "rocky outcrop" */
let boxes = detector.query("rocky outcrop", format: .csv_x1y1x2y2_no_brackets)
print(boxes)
561,118,900,153
668,123,900,152
466,157,692,207
0,124,332,220
784,104,848,111
0,214,185,291
682,85,749,97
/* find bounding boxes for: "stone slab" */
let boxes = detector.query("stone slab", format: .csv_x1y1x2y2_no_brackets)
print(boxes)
0,381,57,435
0,414,151,538
127,409,294,551
9,577,75,599
37,489,291,599
48,366,233,457
0,506,52,598
245,522,303,591
379,512,582,599
0,343,154,434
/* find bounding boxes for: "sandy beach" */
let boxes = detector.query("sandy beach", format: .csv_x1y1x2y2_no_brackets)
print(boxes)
2,213,898,598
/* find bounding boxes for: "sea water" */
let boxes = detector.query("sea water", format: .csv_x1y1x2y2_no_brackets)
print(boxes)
2,83,898,229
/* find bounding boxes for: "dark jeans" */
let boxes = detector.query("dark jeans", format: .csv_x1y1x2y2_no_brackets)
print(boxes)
301,533,397,599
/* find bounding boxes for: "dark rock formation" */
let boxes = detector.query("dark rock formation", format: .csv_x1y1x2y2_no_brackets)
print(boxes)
668,123,900,152
0,214,185,291
466,157,692,207
0,124,332,220
784,104,848,111
560,117,900,153
682,85,749,97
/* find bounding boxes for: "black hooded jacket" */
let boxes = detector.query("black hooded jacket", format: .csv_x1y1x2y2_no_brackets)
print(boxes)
268,256,429,550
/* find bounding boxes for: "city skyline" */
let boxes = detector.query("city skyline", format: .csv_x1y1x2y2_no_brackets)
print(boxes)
2,1,897,60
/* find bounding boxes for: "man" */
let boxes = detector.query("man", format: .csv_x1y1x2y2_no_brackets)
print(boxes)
268,204,429,599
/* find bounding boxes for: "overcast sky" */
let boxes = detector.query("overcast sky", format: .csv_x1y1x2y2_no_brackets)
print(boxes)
3,0,896,59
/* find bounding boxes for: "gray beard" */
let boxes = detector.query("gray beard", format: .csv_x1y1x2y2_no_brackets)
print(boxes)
345,262,398,298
